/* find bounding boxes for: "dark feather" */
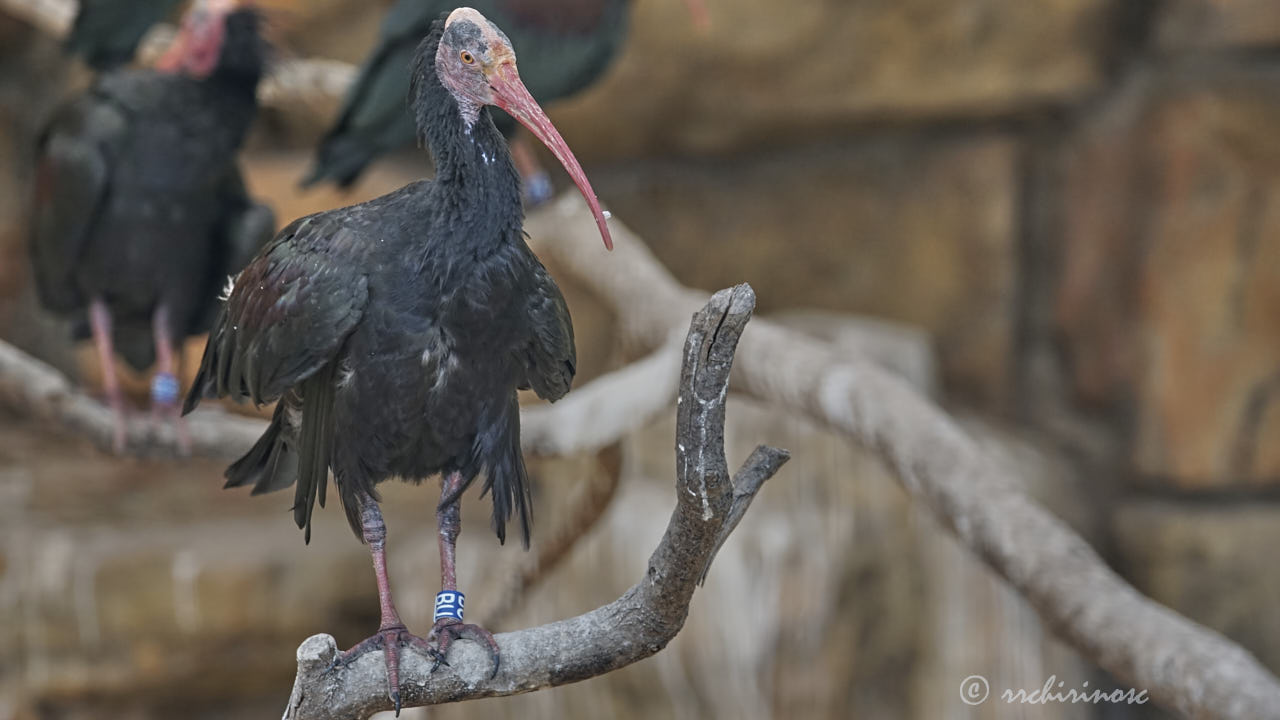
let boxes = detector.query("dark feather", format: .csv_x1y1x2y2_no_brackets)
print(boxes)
66,0,184,70
32,9,270,372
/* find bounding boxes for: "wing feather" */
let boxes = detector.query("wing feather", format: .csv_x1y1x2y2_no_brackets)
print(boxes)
184,213,369,411
517,255,576,402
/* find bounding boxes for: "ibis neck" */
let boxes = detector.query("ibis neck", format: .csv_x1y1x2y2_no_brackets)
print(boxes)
413,47,522,244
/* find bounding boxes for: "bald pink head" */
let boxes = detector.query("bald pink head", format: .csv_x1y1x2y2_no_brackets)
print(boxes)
156,0,240,77
435,7,613,250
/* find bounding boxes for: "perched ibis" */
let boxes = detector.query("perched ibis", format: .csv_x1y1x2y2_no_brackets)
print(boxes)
302,0,707,202
183,7,613,709
30,0,274,453
65,0,185,70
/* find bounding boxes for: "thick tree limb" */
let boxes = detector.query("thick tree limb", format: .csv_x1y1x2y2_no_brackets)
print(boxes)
281,285,788,720
524,193,1280,720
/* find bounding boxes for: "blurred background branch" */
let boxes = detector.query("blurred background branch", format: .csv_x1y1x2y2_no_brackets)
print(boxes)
523,193,1280,719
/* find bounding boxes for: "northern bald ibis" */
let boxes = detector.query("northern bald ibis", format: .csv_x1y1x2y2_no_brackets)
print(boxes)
302,0,707,202
183,7,613,710
30,0,274,454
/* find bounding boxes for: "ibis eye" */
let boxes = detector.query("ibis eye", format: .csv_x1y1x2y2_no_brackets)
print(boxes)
460,51,475,65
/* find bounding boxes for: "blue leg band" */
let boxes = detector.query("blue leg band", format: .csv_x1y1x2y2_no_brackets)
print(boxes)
523,171,553,206
151,372,179,406
434,590,465,622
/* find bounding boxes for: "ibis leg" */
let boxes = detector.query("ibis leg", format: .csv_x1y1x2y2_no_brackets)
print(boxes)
88,298,127,454
426,471,502,677
334,497,439,715
510,135,552,207
150,304,190,454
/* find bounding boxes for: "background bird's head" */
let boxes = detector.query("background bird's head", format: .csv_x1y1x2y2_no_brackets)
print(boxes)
156,0,267,81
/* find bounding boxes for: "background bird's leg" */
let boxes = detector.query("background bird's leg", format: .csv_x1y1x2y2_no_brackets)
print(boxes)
424,471,501,677
509,133,552,207
89,298,127,454
149,303,190,454
335,496,435,714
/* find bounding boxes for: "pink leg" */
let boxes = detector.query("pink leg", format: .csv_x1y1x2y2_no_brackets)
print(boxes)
428,472,501,676
89,298,127,454
150,304,190,454
335,499,438,715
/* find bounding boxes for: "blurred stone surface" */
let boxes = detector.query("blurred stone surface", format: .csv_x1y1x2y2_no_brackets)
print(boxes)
550,0,1109,161
1156,0,1280,50
1113,501,1280,673
1057,67,1280,488
249,0,1109,160
598,134,1019,407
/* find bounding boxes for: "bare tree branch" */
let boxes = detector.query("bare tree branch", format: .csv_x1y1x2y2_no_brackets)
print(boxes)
281,285,788,720
698,445,790,585
0,337,263,458
524,193,1280,720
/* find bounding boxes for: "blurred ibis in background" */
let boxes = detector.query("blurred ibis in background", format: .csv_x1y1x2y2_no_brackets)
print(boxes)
303,0,708,202
184,7,612,710
65,0,185,70
30,0,274,453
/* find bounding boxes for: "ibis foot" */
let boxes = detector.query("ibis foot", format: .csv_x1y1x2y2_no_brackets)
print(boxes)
427,617,501,678
332,624,442,716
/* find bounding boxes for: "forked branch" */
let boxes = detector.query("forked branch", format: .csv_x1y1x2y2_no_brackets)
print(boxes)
281,285,789,720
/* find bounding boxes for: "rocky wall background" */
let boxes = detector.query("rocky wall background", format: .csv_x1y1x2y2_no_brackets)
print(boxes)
0,0,1277,718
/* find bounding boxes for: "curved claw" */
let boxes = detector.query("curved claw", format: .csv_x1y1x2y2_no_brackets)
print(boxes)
429,619,501,679
331,625,425,714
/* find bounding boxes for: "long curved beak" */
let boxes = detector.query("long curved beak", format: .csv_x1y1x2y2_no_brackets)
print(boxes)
488,61,613,251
